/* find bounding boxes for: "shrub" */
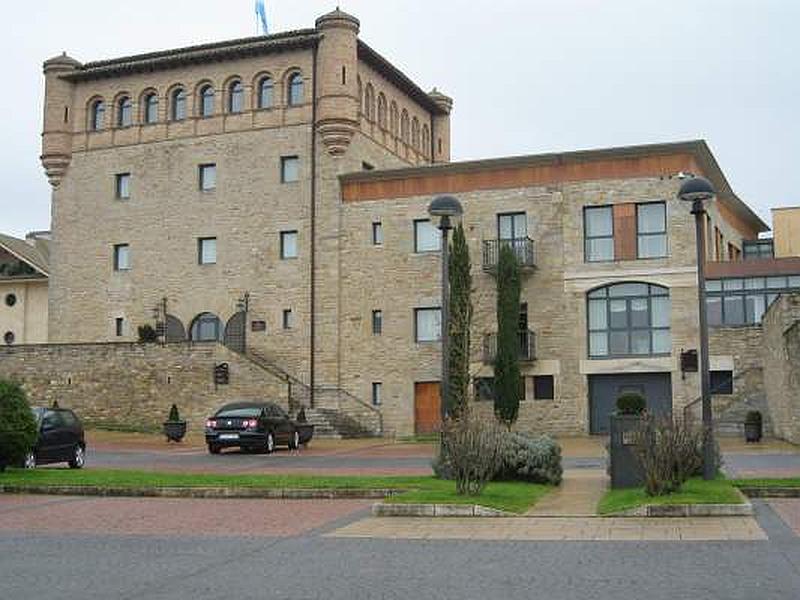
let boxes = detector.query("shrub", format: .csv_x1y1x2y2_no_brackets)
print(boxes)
0,380,38,471
167,404,181,422
631,416,720,496
616,393,646,415
499,432,563,485
138,324,158,343
440,409,504,496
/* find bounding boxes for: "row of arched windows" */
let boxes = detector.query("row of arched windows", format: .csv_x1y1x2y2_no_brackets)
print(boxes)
357,77,430,157
88,72,304,132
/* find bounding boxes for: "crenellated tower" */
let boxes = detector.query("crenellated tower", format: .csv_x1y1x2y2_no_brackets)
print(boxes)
40,53,80,187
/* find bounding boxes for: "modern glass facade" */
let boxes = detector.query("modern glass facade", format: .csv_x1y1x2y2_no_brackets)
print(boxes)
707,275,800,326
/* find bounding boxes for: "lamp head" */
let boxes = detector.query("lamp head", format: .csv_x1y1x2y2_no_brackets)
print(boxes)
677,176,716,203
428,195,463,219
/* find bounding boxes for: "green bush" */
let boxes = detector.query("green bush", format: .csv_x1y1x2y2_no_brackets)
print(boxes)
138,324,158,343
439,410,505,496
0,380,38,471
498,432,563,485
167,404,181,422
745,410,762,425
616,393,646,415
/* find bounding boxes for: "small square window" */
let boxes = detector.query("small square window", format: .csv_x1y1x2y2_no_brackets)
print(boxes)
414,219,440,253
281,156,299,183
371,382,382,406
710,370,733,395
415,307,441,342
281,231,298,259
372,310,382,335
198,237,217,264
113,244,130,271
199,164,216,191
372,222,383,246
115,317,124,337
533,375,555,400
282,309,294,330
115,173,130,199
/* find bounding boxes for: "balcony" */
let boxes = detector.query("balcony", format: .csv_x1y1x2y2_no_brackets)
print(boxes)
482,238,536,272
482,329,536,365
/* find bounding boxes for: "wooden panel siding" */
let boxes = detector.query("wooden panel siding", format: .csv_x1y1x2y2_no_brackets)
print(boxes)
613,203,637,261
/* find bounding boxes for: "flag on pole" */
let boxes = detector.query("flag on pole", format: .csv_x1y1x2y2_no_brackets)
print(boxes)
255,0,268,35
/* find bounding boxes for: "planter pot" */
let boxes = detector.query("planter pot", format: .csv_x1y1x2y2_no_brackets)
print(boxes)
744,421,762,443
163,420,187,442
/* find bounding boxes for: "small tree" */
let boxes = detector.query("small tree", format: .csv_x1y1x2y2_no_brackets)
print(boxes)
494,244,521,429
167,403,181,422
447,223,472,417
0,380,38,471
441,409,504,496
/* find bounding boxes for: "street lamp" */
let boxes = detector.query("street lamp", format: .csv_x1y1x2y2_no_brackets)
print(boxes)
678,175,717,480
428,195,463,428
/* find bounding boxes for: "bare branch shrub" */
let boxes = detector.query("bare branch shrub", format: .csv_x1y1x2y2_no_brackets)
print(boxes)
441,409,504,496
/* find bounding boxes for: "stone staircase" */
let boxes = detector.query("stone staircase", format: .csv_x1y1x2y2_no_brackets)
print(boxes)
244,349,382,438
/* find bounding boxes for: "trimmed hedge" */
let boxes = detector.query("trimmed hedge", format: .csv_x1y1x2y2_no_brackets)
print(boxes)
0,380,38,471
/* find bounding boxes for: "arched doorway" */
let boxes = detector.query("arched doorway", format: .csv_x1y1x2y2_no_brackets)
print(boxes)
164,314,186,342
189,312,223,341
224,312,246,353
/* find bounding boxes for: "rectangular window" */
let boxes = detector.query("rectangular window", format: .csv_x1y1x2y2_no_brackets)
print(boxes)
715,227,724,261
280,231,298,259
415,307,441,342
743,239,774,260
533,375,554,400
113,244,130,271
636,202,667,258
584,206,614,262
372,222,383,246
199,164,216,191
115,317,124,337
710,370,733,395
115,173,130,199
281,156,299,183
372,310,382,335
282,309,294,330
414,219,440,253
371,382,382,406
198,237,217,265
498,212,527,240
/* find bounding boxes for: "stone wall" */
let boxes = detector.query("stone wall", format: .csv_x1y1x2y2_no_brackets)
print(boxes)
0,341,288,432
763,293,800,443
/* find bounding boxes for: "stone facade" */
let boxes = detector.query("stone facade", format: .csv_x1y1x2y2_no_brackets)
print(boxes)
0,342,287,431
763,293,800,443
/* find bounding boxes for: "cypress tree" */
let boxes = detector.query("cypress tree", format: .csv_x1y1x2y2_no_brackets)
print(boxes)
447,224,472,416
494,243,521,429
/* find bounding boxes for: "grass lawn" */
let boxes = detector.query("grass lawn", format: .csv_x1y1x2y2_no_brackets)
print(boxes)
598,477,743,515
0,469,552,514
732,478,800,488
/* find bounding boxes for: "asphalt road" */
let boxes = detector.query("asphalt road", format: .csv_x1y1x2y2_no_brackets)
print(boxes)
0,499,797,600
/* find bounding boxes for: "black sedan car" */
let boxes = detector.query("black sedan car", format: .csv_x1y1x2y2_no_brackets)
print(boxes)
205,402,313,455
22,407,86,469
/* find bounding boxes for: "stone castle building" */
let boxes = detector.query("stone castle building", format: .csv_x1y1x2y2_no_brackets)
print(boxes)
25,8,799,437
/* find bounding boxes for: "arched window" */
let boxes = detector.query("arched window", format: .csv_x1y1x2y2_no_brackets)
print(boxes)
228,80,244,113
143,93,158,124
587,283,671,358
288,73,303,106
389,101,398,137
90,99,105,131
422,125,430,157
257,76,273,108
189,312,222,341
117,96,133,127
411,117,420,150
171,88,187,121
400,109,409,143
377,93,387,129
199,85,215,117
364,84,375,121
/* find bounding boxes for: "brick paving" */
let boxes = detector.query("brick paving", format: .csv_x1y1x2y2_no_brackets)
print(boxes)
0,495,370,538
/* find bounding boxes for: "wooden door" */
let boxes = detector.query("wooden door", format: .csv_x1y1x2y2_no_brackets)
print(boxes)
414,381,441,435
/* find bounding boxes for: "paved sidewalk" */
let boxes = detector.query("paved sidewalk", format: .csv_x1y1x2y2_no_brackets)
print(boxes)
328,515,767,541
526,468,606,516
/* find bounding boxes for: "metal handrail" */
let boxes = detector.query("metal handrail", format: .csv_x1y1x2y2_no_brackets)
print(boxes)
482,329,536,364
481,237,536,271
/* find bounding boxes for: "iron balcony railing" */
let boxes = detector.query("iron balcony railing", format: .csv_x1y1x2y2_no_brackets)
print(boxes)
482,329,536,364
482,237,536,272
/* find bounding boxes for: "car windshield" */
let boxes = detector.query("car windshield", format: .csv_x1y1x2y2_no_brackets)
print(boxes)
215,408,262,418
31,407,46,424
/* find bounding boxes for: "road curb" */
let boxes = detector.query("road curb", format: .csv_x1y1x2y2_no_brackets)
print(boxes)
0,484,397,500
372,503,510,517
737,486,800,498
614,501,754,517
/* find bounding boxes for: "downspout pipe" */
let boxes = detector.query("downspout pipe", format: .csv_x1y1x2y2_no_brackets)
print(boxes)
310,42,319,408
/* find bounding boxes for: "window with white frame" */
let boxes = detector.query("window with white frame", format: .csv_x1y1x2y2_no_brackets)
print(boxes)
198,237,217,264
280,231,298,259
414,219,440,253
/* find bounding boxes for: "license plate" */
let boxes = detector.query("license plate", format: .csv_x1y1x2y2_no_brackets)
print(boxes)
219,433,239,440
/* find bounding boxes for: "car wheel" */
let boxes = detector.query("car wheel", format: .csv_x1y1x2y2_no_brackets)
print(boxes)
289,430,300,450
208,444,221,455
264,432,275,454
68,445,85,469
23,451,36,469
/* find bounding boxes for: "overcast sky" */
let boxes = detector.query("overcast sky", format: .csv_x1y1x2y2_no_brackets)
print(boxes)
2,0,797,238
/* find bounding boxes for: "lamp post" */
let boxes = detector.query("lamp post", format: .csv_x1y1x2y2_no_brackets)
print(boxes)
678,175,717,481
428,195,464,429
